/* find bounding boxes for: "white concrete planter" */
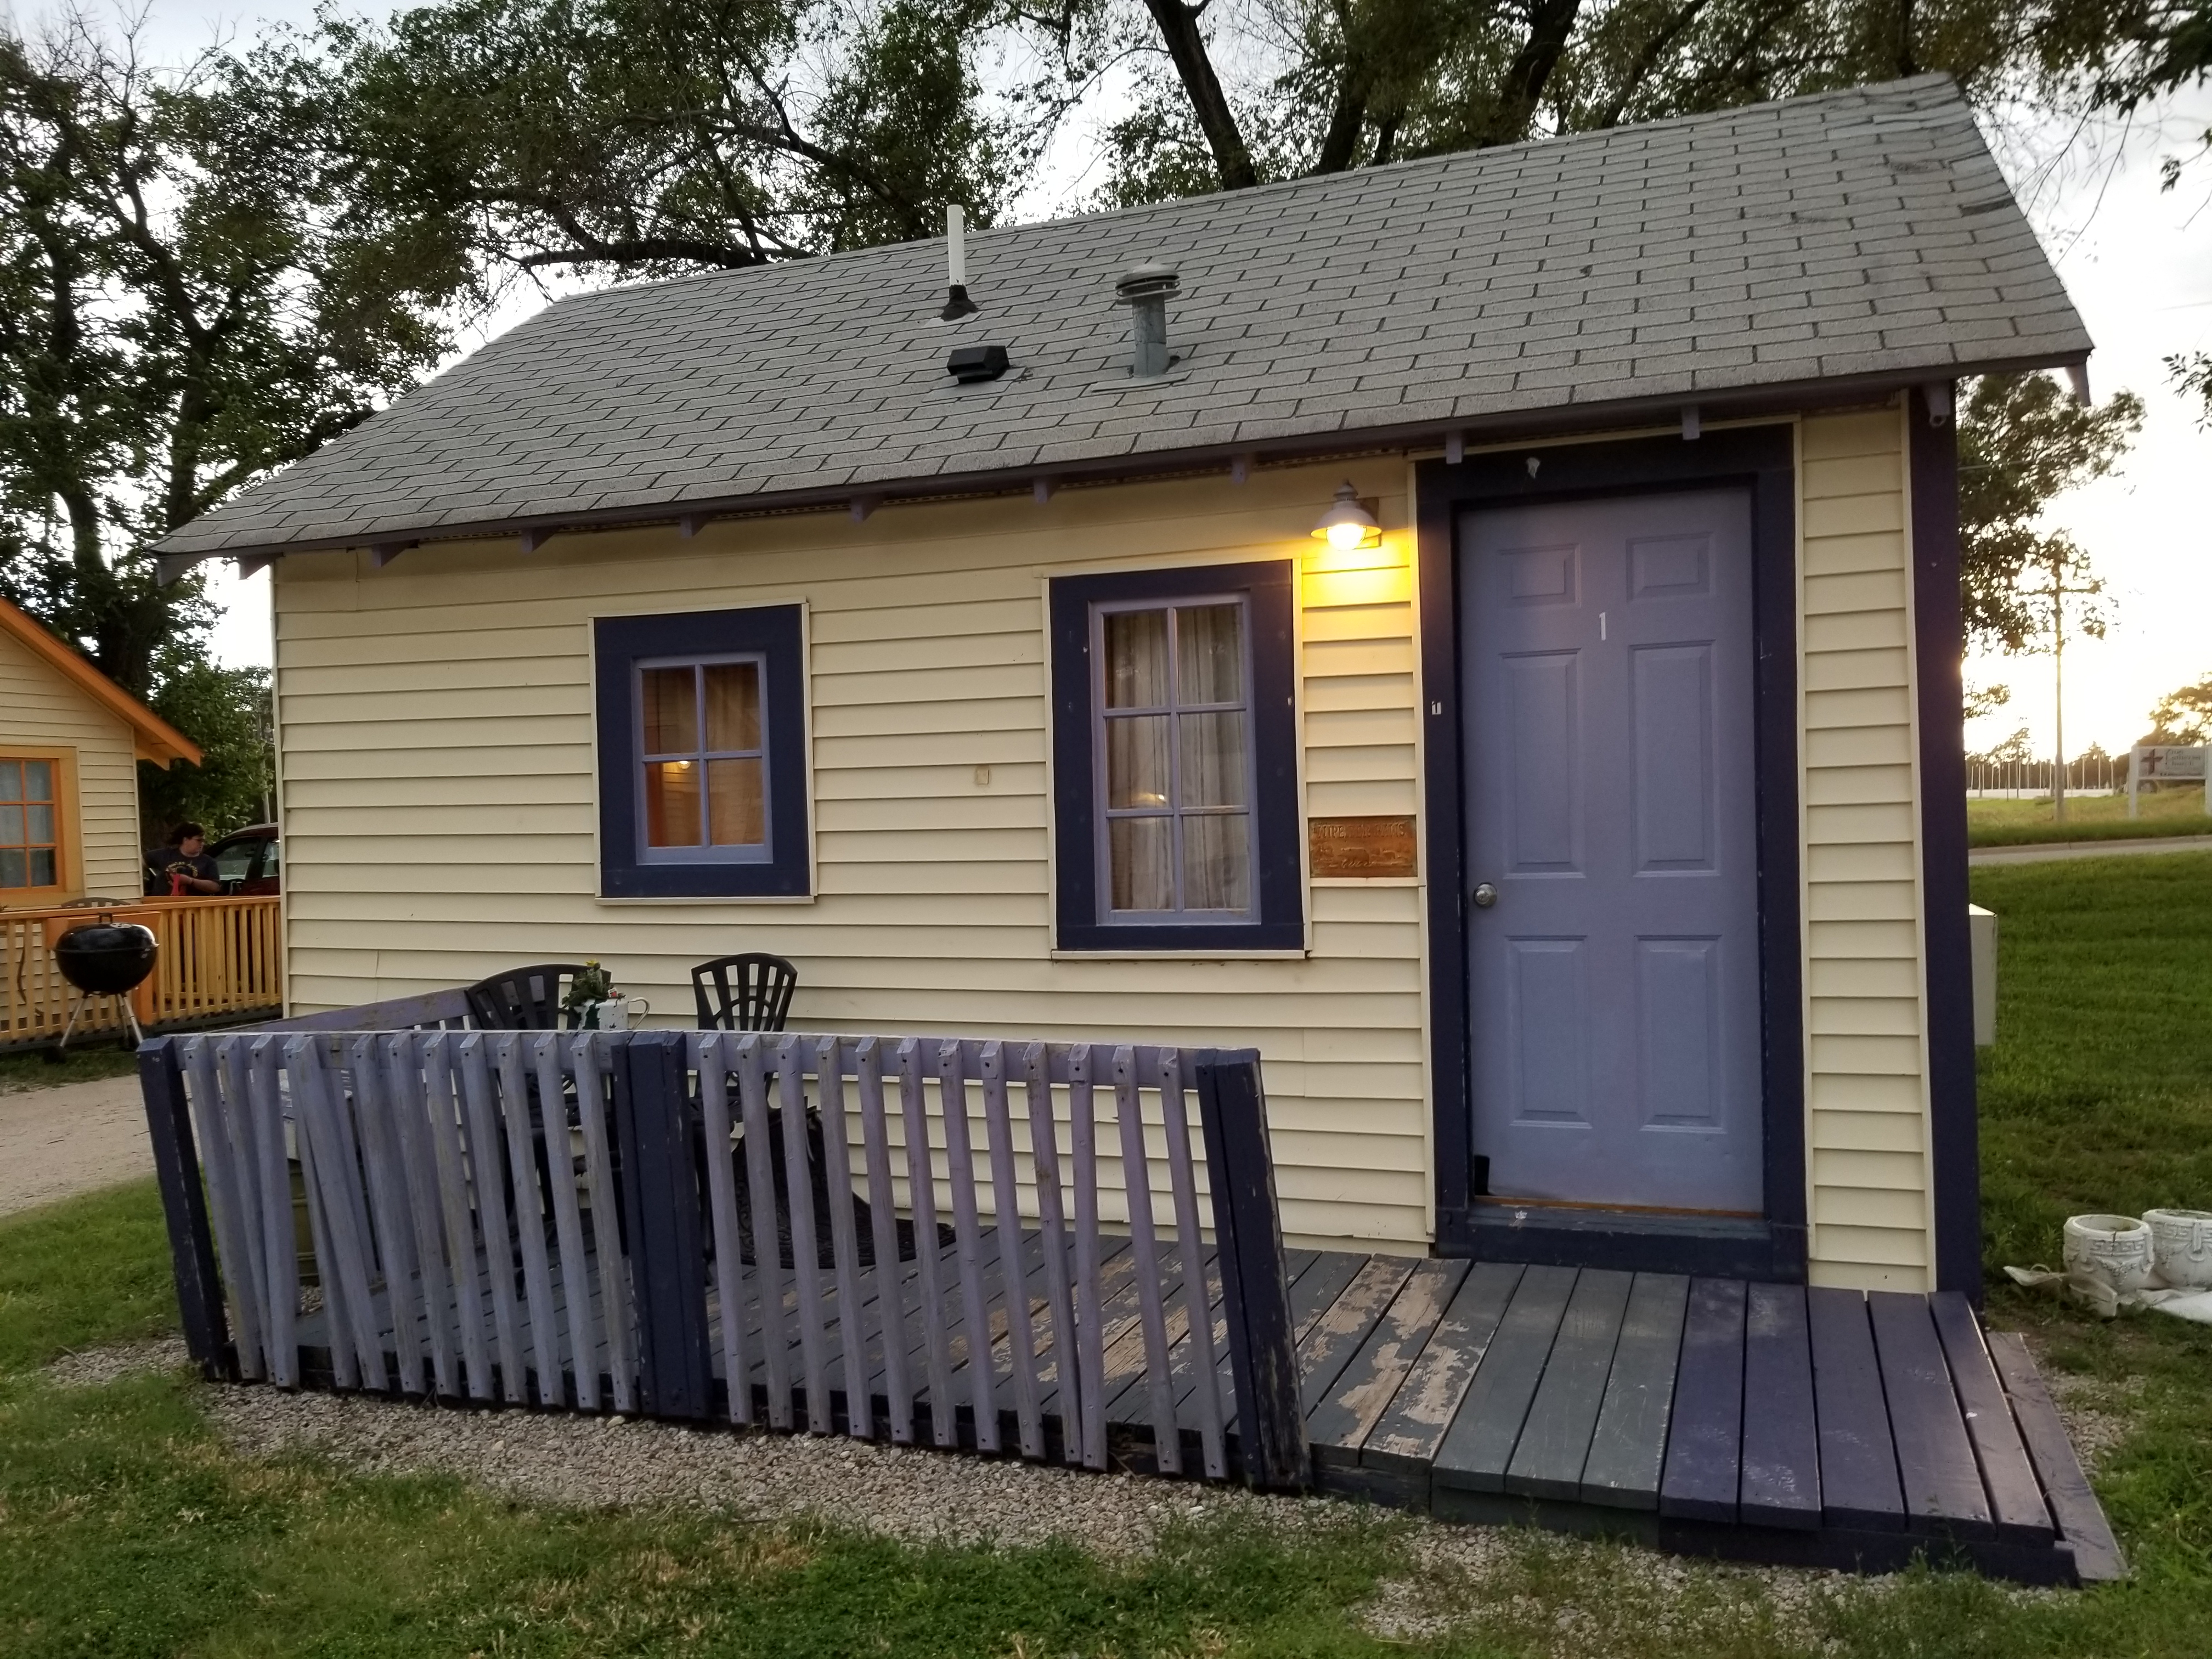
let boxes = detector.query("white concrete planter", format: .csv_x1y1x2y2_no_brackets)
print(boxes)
2063,1214,2157,1294
2145,1208,2212,1289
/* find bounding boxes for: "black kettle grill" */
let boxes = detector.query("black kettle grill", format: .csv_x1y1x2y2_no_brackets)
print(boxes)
52,919,159,1051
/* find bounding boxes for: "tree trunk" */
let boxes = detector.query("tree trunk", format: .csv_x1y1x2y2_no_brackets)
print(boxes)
1141,0,1261,189
1479,0,1585,146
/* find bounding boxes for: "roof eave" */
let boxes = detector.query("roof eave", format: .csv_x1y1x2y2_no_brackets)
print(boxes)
156,347,2088,582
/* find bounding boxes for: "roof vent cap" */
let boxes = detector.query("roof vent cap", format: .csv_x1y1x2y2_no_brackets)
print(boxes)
947,343,1010,383
1114,259,1181,378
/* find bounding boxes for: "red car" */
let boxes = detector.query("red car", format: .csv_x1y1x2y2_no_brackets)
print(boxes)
207,823,280,895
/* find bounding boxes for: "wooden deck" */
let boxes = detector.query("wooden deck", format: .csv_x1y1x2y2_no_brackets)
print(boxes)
286,1232,2121,1587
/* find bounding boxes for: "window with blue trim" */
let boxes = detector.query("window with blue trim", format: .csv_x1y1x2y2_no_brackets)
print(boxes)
1051,562,1304,951
595,606,810,898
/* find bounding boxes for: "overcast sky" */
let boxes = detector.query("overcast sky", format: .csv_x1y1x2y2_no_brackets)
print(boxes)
26,2,2212,758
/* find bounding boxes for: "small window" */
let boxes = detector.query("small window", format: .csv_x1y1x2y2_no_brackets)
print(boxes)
594,606,810,899
1051,562,1303,951
0,758,61,893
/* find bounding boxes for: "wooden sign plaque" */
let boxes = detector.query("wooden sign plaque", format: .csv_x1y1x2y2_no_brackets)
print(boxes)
1308,815,1418,878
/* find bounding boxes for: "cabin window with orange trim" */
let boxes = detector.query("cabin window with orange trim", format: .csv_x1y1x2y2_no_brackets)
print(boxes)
0,758,61,891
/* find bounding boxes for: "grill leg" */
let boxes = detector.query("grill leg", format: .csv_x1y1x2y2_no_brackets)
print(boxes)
57,993,86,1053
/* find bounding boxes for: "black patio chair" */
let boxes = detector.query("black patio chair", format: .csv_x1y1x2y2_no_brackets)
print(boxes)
465,962,590,1030
691,952,798,1032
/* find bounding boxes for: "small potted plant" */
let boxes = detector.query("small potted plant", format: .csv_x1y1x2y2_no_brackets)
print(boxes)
562,960,623,1030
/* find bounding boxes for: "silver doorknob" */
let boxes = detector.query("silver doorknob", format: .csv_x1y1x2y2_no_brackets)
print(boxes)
1471,882,1498,909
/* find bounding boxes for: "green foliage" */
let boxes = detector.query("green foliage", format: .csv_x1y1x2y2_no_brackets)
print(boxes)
325,0,1017,283
1957,371,2145,656
138,653,272,839
1966,788,2212,844
2143,670,2212,744
0,16,471,696
2170,348,2212,428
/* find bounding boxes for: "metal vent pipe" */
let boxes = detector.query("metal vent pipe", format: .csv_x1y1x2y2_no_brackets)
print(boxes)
1115,260,1180,377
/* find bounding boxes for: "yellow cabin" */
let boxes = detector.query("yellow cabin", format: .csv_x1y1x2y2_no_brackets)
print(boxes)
156,76,2093,1298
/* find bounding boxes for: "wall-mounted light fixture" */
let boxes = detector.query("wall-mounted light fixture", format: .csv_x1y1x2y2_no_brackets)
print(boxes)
1311,482,1381,550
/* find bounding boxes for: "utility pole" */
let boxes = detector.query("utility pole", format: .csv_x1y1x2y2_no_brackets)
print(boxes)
2024,551,2099,825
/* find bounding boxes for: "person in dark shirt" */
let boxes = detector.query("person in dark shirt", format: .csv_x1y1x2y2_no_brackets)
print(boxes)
146,822,223,895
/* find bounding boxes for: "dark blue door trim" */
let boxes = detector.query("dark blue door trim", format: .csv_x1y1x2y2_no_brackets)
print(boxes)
1417,427,1808,1281
1909,398,1982,1302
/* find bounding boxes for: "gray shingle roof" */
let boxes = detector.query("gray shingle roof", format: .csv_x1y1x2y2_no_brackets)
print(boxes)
159,74,2088,562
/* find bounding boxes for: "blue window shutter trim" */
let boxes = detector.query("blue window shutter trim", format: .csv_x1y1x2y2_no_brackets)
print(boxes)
595,606,810,898
1050,561,1303,951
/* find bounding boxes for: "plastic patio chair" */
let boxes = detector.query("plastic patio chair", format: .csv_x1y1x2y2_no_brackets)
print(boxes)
464,962,590,1030
691,952,798,1032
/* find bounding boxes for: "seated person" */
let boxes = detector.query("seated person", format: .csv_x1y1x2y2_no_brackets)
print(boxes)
145,822,223,895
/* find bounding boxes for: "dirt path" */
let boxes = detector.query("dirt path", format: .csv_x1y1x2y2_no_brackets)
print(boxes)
0,1075,152,1217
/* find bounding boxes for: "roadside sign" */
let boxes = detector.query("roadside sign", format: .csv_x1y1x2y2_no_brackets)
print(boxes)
2128,744,2211,817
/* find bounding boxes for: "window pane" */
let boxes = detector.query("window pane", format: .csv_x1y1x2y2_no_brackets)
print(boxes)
1176,603,1244,704
216,844,256,881
1178,711,1248,808
29,848,55,887
0,805,20,844
1182,814,1251,911
27,804,54,844
1109,816,1172,911
706,757,765,846
0,763,19,802
641,667,698,755
703,662,761,752
0,849,23,888
23,760,52,801
1105,714,1170,809
643,760,703,847
1104,610,1169,708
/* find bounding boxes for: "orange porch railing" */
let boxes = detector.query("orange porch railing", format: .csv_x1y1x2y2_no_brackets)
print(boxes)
0,895,283,1050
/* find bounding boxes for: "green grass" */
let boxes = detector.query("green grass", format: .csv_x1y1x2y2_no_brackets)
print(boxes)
0,856,2209,1654
1967,786,2212,847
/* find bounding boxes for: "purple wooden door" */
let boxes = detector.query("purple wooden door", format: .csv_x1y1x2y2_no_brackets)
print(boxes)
1459,489,1763,1214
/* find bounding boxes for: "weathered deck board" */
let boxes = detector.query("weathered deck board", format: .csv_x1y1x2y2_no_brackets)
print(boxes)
1869,1290,1993,1538
1658,1276,1746,1523
1740,1282,1820,1530
1987,1333,2126,1582
1307,1257,1468,1490
1431,1263,1576,1495
1808,1287,1906,1533
1361,1261,1523,1489
1928,1294,2053,1548
1506,1268,1633,1502
1579,1272,1688,1511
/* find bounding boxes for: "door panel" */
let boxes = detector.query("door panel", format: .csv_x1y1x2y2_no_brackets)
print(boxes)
1461,489,1763,1214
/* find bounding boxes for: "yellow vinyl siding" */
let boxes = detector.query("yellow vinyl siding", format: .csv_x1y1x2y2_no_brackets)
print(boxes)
0,625,142,900
1797,403,1936,1290
273,461,1429,1251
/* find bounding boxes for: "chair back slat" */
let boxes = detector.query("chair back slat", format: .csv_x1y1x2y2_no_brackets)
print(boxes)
691,953,798,1032
465,963,587,1031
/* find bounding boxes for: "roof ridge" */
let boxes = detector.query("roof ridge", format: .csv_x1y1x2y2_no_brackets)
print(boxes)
572,73,1971,309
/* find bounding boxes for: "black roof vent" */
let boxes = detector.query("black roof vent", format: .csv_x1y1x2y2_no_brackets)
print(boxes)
947,344,1009,383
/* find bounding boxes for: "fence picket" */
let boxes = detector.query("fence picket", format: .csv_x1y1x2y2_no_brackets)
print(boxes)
736,1036,790,1429
1022,1042,1080,1464
697,1034,752,1425
898,1039,956,1447
183,1038,264,1380
420,1035,492,1401
456,1035,527,1404
533,1034,601,1410
286,1037,383,1388
381,1034,459,1398
815,1037,872,1438
570,1035,634,1414
348,1037,426,1395
981,1043,1044,1458
218,1038,276,1379
855,1038,912,1444
1069,1043,1107,1470
773,1036,830,1432
1114,1046,1181,1476
936,1040,997,1452
1158,1050,1226,1479
245,1037,298,1388
492,1034,564,1406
